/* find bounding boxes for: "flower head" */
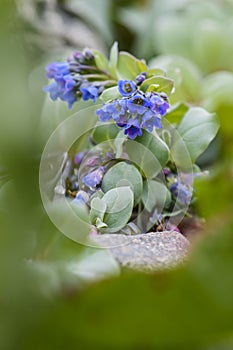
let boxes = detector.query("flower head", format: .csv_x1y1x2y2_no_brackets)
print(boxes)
136,72,147,85
80,84,100,103
141,110,162,132
123,119,143,139
118,80,137,97
74,151,86,165
73,190,90,204
170,182,192,206
45,62,70,79
127,92,150,114
96,89,169,138
148,93,169,116
82,167,105,189
43,74,76,109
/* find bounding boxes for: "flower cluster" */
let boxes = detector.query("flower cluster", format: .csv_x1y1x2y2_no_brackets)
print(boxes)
96,80,169,139
43,49,106,109
164,170,193,206
71,148,114,192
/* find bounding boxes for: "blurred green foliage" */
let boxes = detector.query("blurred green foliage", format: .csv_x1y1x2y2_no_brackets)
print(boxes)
0,1,233,349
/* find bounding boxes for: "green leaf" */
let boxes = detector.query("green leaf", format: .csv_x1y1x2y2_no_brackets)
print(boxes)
90,197,107,225
92,49,109,71
124,130,170,179
140,76,174,95
202,72,233,138
100,187,134,233
135,59,148,74
148,68,166,77
70,199,90,224
142,180,171,212
101,162,143,205
117,52,147,80
91,122,119,144
149,55,202,103
171,107,219,165
166,102,189,125
22,215,233,349
29,246,119,294
100,86,121,103
113,130,127,158
109,42,118,78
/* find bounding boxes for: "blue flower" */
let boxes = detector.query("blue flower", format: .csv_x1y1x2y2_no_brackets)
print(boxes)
136,72,147,85
82,167,105,188
73,51,84,62
95,87,169,137
43,74,76,109
96,101,119,122
118,80,137,97
170,182,192,206
123,119,142,139
73,190,90,204
74,151,86,165
45,62,70,79
141,110,162,132
43,82,60,101
149,93,169,116
127,93,150,114
80,84,100,103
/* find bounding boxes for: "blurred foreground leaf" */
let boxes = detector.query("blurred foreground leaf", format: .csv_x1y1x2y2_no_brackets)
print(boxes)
3,212,232,350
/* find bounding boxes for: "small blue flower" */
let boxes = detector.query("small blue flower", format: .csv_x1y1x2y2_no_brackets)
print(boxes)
72,191,90,205
45,62,70,79
43,74,76,109
123,119,142,139
73,190,90,204
82,167,105,188
141,110,162,132
62,92,76,109
116,114,128,127
127,93,150,114
43,82,60,101
74,151,86,165
73,51,84,62
136,72,147,85
149,93,169,116
80,84,100,103
96,101,119,122
118,80,137,97
170,182,192,206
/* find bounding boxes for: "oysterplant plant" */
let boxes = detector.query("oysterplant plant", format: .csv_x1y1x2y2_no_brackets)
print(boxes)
43,43,219,236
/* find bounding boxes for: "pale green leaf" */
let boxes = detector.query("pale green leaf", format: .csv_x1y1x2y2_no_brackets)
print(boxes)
92,49,109,71
142,180,171,212
100,187,134,233
124,130,170,179
113,130,127,158
166,102,189,125
171,107,219,165
101,162,143,205
91,122,119,144
109,42,118,78
140,76,174,95
100,86,121,103
117,52,147,80
90,197,107,225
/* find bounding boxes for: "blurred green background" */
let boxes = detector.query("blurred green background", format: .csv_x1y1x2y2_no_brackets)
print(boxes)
0,1,233,349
